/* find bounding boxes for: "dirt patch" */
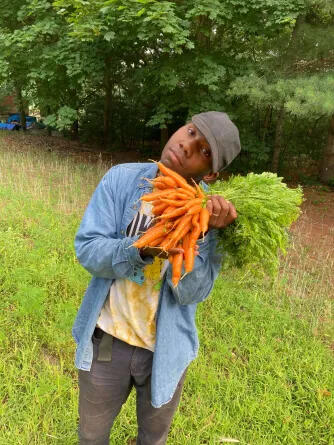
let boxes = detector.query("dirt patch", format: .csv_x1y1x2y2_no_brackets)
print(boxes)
292,186,334,263
41,346,60,367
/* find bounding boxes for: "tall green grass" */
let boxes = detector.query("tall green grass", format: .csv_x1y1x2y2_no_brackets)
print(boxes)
0,134,333,444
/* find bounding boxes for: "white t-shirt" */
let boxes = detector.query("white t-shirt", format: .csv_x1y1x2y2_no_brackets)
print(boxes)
97,201,168,351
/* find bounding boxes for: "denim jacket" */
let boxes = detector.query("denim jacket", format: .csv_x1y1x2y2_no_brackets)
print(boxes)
73,162,222,408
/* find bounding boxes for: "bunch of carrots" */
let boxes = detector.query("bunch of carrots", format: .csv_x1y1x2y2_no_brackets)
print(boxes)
133,161,210,287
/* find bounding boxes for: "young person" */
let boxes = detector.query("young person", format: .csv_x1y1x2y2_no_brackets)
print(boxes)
73,111,241,444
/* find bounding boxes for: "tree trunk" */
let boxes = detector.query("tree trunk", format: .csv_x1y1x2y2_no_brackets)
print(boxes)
283,15,305,73
271,106,285,173
103,57,113,148
45,105,52,136
71,119,79,140
15,85,26,131
141,120,146,150
319,114,334,184
262,106,272,143
160,127,168,149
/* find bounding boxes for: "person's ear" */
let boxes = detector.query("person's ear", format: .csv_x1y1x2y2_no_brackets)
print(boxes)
202,171,219,184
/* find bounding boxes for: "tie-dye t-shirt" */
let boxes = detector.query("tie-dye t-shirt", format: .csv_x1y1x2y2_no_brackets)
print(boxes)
97,201,168,351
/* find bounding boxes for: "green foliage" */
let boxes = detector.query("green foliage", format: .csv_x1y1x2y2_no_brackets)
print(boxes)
285,75,334,118
209,173,303,276
0,0,333,173
236,139,272,173
229,74,334,120
44,105,77,130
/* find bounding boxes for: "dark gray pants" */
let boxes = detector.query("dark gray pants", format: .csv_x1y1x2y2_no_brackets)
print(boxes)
78,329,186,445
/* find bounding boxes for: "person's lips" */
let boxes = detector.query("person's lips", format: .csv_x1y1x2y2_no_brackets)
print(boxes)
169,147,183,167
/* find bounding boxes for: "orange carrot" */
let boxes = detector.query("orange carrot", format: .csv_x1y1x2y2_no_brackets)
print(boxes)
140,189,175,202
169,214,192,244
174,191,192,200
174,221,192,245
155,175,178,188
191,179,205,199
184,246,195,273
150,219,167,229
162,205,174,212
147,236,165,247
189,214,201,248
139,218,167,233
178,188,197,198
173,187,196,197
143,177,167,190
182,233,190,251
142,187,195,202
152,202,169,216
200,207,210,237
184,198,203,210
171,251,183,287
173,215,184,226
187,204,203,215
192,212,200,226
152,199,161,206
160,233,177,250
162,205,177,215
152,180,167,190
189,227,201,249
133,223,172,248
160,198,188,207
183,233,195,273
160,214,192,250
158,207,188,220
156,162,197,196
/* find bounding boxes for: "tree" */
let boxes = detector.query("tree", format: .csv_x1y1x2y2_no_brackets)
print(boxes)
0,0,33,130
228,0,334,181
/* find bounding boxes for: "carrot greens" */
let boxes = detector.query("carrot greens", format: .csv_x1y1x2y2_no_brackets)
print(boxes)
208,172,303,276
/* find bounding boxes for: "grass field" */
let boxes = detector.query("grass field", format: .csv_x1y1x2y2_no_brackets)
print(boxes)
0,133,333,444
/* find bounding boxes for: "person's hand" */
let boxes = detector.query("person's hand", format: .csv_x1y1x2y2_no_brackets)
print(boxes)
140,245,199,259
206,195,237,229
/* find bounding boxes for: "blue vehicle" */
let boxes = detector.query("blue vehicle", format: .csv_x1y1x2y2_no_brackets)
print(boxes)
0,113,37,130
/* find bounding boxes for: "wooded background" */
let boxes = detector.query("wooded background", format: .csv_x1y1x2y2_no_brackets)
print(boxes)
0,0,333,183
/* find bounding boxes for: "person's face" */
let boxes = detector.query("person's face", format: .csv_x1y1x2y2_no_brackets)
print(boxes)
160,123,213,182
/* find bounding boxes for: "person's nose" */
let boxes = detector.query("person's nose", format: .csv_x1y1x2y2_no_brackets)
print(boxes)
180,140,195,158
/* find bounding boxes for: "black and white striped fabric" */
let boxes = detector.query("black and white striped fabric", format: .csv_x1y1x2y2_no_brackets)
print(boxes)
126,202,154,237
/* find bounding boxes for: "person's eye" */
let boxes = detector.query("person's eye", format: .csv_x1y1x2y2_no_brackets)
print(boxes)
188,127,195,136
202,147,211,157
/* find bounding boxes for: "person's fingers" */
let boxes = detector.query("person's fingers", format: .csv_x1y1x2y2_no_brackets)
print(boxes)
206,199,213,216
209,195,221,224
208,195,237,228
229,203,237,220
217,197,230,227
216,201,237,227
209,195,228,227
168,247,184,256
157,250,168,259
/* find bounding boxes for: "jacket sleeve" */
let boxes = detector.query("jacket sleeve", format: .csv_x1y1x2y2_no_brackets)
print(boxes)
165,229,223,305
74,169,153,279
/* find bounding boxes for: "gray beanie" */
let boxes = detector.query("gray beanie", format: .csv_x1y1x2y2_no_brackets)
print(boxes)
191,111,241,172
